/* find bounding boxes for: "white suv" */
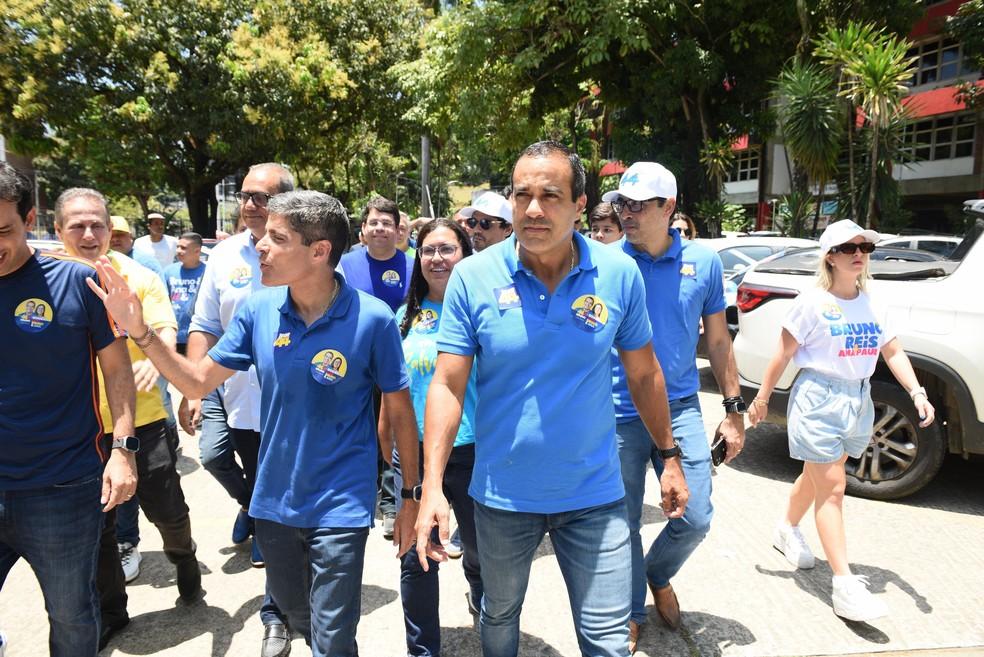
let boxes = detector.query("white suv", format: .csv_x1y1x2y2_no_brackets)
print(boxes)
733,204,984,499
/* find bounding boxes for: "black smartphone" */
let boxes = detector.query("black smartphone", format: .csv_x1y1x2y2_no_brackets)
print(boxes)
711,431,727,466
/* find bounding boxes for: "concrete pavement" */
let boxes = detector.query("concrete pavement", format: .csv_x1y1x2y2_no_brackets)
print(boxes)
2,365,984,656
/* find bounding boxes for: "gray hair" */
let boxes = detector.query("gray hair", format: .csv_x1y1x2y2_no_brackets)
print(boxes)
513,141,586,201
54,188,109,226
0,162,33,221
248,163,295,194
267,190,350,267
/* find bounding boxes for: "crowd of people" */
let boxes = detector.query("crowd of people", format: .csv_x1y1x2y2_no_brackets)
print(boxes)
0,140,935,657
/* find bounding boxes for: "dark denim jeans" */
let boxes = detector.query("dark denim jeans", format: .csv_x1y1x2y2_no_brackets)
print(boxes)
255,520,369,657
393,443,483,657
199,389,250,508
0,474,104,657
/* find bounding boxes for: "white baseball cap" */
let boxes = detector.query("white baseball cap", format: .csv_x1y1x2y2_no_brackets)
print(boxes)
460,192,512,224
819,219,880,255
601,162,677,203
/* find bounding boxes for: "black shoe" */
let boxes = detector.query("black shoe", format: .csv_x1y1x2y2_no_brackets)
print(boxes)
176,558,203,602
261,622,291,657
99,616,130,650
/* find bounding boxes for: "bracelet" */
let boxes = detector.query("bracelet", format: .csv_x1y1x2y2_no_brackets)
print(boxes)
752,398,769,406
909,386,927,400
132,325,157,350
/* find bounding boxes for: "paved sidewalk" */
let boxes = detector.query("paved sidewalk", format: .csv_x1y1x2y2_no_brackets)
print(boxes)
2,370,983,656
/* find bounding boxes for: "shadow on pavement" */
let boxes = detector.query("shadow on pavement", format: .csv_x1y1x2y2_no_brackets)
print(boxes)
218,544,254,575
755,560,930,642
175,452,200,476
681,610,756,656
721,423,802,484
361,583,399,616
111,595,263,657
127,551,213,591
441,625,566,656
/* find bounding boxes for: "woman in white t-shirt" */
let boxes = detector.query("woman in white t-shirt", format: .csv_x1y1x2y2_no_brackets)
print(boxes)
749,220,935,623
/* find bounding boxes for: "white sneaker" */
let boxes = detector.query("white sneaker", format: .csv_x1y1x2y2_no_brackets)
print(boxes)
773,523,815,569
832,574,888,622
118,542,141,583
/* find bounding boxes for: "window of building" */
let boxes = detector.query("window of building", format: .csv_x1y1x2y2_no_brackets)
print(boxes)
906,38,977,87
902,113,976,161
727,148,759,183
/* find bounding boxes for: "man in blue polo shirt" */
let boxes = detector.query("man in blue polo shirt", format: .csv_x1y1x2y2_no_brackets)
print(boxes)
89,190,422,657
163,232,206,355
0,162,138,657
415,142,689,657
602,162,746,649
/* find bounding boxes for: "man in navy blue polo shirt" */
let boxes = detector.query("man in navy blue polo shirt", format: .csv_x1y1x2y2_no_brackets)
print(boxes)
0,162,138,657
415,142,689,657
602,162,745,647
88,190,421,657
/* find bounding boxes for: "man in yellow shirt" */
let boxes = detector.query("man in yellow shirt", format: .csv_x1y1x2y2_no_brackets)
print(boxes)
55,188,201,649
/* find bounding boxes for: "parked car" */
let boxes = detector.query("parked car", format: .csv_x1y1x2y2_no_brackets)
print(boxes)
878,234,962,259
698,235,819,277
733,212,984,500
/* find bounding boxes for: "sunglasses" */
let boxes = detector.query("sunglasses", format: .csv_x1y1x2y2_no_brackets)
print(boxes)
235,191,274,208
829,242,876,255
466,217,507,230
419,244,459,259
611,197,663,215
678,228,692,238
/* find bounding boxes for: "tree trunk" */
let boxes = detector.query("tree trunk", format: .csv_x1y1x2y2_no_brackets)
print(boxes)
847,105,858,222
135,194,150,218
866,123,879,229
812,177,824,235
186,184,216,237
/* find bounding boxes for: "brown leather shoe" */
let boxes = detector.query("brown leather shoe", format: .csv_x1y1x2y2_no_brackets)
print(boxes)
628,619,641,654
650,582,681,630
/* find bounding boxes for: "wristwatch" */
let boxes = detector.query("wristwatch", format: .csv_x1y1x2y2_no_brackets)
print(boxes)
400,485,423,502
111,436,140,453
722,396,747,414
658,441,683,460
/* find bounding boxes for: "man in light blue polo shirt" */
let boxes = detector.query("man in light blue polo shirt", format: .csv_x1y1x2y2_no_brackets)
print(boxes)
414,142,689,657
88,190,422,657
603,162,746,648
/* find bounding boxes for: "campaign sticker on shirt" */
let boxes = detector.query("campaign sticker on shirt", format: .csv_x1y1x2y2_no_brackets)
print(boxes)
14,298,53,333
381,270,402,288
273,332,292,348
310,349,347,385
229,267,252,288
570,294,609,333
821,304,843,321
412,308,440,333
680,262,697,277
494,285,522,310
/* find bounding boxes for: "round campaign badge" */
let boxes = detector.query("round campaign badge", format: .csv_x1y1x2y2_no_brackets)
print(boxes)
412,308,439,333
14,298,53,333
229,266,252,289
821,304,843,321
381,270,401,288
570,294,609,333
310,349,348,386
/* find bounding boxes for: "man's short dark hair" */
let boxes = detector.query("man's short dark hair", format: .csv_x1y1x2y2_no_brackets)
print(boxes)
512,141,586,201
0,162,34,221
179,232,203,247
248,163,295,194
589,202,622,230
360,196,400,226
267,191,350,267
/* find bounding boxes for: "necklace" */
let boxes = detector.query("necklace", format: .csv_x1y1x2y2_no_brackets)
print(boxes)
516,239,578,273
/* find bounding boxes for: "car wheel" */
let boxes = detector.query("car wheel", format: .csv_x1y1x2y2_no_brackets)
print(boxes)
845,380,945,500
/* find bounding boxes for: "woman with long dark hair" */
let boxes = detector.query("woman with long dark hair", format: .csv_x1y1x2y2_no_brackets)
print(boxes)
380,218,482,656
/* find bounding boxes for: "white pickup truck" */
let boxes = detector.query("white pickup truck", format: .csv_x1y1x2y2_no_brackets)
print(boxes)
733,201,984,500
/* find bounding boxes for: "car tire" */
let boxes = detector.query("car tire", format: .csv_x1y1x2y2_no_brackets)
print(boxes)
845,380,946,500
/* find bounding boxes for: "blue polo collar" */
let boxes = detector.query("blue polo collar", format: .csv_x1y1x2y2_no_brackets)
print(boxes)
505,231,599,279
278,271,353,326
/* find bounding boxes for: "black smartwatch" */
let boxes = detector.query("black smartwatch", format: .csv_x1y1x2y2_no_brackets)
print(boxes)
658,441,683,460
111,436,140,453
400,485,423,502
722,396,747,414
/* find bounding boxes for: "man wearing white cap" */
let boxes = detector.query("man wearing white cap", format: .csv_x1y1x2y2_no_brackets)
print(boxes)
602,162,745,650
133,212,178,269
459,192,512,252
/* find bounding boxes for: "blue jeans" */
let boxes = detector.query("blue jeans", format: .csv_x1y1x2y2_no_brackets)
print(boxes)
474,499,631,657
615,394,714,624
198,389,250,508
394,443,483,657
255,520,369,657
0,475,103,657
115,496,140,546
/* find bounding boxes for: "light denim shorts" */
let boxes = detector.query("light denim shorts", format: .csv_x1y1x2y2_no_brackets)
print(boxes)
786,369,874,463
